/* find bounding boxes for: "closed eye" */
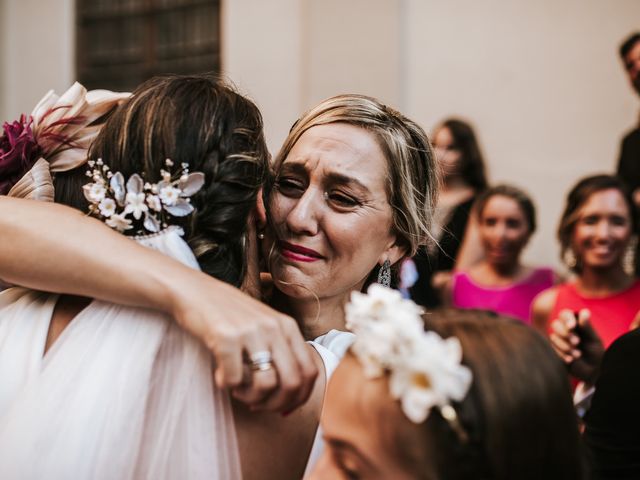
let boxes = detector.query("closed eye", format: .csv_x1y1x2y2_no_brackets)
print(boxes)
275,177,305,197
327,191,361,209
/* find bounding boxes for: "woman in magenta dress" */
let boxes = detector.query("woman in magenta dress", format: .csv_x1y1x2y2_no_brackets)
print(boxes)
447,185,556,324
532,175,640,351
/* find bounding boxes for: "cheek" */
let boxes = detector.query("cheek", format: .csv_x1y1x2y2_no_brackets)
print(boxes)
508,229,530,246
269,193,290,225
479,225,493,241
614,226,632,244
572,226,589,244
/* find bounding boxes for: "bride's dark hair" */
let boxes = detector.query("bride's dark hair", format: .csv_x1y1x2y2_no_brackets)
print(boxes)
54,74,268,287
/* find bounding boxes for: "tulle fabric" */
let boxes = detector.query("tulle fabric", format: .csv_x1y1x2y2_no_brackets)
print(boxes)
0,227,241,479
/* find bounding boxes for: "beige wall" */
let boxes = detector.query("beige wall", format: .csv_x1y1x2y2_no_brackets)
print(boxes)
1,0,74,121
2,0,640,268
0,0,6,121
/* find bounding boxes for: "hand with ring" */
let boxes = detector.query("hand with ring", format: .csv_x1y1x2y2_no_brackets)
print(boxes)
248,351,274,372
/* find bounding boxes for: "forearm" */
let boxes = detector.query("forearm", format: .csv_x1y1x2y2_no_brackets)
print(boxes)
0,197,195,314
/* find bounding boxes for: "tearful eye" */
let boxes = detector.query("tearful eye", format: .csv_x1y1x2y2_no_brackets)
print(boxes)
275,177,305,197
324,190,361,209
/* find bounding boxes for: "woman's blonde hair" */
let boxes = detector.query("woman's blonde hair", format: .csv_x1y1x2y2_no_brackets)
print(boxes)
268,94,438,257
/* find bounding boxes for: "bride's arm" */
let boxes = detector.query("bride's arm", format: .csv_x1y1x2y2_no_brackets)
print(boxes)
0,197,317,411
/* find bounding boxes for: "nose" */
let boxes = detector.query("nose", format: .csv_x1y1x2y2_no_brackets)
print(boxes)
285,187,321,236
488,222,507,242
594,220,611,241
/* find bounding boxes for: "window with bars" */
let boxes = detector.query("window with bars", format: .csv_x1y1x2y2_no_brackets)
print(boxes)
76,0,221,91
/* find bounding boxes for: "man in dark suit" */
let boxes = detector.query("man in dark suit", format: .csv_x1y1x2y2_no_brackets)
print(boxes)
616,32,640,274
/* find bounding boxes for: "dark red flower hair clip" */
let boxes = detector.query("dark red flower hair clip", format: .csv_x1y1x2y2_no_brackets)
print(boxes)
0,115,40,195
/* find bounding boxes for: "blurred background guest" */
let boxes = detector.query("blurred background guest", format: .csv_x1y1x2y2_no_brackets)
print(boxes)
533,175,640,353
409,118,488,308
616,31,640,275
444,185,556,324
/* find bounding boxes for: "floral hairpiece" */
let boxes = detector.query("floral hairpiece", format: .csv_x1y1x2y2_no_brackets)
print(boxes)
346,285,472,430
0,82,129,201
83,158,205,235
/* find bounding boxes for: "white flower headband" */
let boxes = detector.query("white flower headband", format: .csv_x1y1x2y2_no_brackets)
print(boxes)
83,158,204,235
346,285,472,438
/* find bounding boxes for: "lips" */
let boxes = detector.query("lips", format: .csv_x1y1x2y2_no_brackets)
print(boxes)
278,241,324,263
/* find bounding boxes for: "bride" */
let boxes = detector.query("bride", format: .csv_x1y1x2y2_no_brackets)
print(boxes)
0,75,316,479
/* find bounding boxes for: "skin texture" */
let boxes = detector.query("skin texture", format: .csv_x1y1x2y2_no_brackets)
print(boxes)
265,123,404,339
308,355,416,480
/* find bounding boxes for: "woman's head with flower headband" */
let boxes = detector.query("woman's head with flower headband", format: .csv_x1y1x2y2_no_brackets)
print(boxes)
309,289,584,480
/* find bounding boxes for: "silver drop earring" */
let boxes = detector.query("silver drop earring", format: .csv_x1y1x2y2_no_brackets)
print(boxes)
377,259,391,287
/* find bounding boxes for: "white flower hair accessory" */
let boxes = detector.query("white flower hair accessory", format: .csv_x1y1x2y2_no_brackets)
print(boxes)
83,158,205,235
346,284,473,432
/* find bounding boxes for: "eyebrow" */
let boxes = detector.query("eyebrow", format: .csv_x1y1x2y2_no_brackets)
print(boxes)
279,161,371,193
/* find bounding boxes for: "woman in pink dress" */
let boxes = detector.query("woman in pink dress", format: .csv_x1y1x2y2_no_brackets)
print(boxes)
445,185,556,323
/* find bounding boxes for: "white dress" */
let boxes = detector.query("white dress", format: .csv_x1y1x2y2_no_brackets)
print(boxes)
0,228,241,479
304,329,356,477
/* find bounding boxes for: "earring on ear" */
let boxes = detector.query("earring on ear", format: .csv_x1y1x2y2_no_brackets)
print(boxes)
257,231,265,240
623,236,637,275
377,259,391,287
563,248,577,269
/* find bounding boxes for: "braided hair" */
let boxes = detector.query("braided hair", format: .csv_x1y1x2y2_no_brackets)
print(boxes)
54,74,268,287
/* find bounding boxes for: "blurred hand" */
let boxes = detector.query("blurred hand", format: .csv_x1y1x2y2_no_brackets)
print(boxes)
170,275,318,413
549,308,605,383
432,270,453,291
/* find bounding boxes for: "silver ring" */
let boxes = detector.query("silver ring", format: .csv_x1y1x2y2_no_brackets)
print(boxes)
249,350,273,372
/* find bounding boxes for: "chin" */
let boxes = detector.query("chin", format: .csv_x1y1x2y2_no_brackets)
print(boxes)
586,258,620,270
271,269,317,299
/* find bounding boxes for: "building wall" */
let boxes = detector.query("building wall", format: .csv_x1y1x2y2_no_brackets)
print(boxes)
1,0,74,121
0,0,6,121
2,0,640,267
